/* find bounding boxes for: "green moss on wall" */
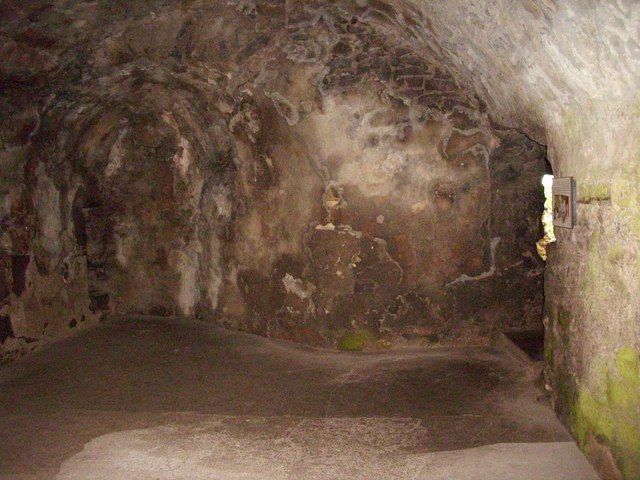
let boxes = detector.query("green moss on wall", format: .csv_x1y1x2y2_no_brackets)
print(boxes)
608,243,626,264
337,329,376,351
573,389,612,444
579,182,611,204
544,331,554,368
552,104,640,480
555,371,578,421
612,165,640,236
569,346,640,479
581,230,631,305
557,306,572,330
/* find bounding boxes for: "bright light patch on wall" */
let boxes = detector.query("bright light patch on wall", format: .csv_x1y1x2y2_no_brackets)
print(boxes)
537,174,556,260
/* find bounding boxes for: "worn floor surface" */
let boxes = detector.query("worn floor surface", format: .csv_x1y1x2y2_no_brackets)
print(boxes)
0,317,599,479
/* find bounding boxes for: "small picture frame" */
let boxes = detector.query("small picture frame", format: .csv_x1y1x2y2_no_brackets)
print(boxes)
552,177,576,229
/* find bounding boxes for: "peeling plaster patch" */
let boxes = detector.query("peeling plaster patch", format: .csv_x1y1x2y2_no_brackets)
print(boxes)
373,237,404,284
338,225,363,239
160,112,196,180
105,128,129,178
114,223,136,268
337,151,404,198
173,136,192,179
446,237,502,286
265,91,300,126
323,184,342,209
410,200,430,214
34,167,62,258
172,248,200,316
282,273,314,300
205,236,223,312
316,223,336,231
306,94,411,198
203,184,233,221
302,89,478,213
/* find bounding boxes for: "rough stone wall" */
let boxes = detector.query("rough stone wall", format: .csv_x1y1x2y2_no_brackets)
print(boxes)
2,1,638,477
0,0,547,360
543,112,640,480
363,2,640,477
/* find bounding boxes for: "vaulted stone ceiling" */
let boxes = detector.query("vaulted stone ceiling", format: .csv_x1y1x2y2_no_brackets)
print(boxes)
387,1,639,133
1,0,550,346
4,1,639,134
1,2,640,478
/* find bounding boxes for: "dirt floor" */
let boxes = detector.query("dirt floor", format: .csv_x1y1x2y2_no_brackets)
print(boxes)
0,317,599,479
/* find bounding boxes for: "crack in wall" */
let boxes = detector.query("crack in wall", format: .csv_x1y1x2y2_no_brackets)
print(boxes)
445,237,501,287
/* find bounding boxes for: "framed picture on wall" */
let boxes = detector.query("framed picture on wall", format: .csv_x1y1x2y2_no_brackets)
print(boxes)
552,177,576,229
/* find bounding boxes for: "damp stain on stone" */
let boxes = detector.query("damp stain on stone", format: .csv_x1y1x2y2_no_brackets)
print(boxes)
10,255,30,297
337,329,376,351
0,316,14,343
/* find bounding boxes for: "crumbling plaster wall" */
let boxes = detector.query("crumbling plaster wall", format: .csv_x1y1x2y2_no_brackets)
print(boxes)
1,0,546,359
2,0,638,477
375,1,640,478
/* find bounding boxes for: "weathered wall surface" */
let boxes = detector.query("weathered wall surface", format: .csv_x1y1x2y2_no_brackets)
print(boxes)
386,1,639,478
367,2,640,477
3,0,639,477
0,0,546,359
404,2,640,478
543,112,640,480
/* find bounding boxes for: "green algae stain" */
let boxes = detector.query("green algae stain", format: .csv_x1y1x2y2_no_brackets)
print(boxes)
337,329,375,351
615,346,640,378
608,243,626,264
579,182,612,204
544,334,554,368
557,307,572,330
611,165,640,236
581,229,631,305
573,388,614,446
570,346,640,479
